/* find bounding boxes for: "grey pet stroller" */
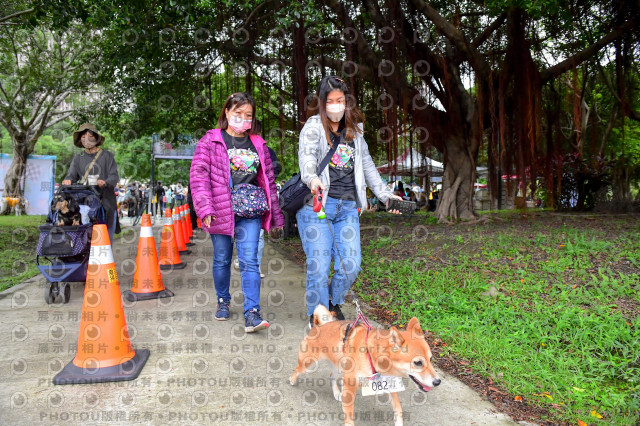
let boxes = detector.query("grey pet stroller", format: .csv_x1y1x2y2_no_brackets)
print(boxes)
36,185,106,304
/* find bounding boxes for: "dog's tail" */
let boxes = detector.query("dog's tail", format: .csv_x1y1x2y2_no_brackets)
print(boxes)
313,304,335,327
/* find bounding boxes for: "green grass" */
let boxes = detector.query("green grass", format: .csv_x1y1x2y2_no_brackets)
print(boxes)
0,215,47,292
354,212,640,424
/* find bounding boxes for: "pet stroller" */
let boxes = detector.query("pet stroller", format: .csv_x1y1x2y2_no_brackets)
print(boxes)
36,185,106,304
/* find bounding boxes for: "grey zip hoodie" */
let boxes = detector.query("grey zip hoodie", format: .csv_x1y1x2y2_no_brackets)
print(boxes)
298,115,393,210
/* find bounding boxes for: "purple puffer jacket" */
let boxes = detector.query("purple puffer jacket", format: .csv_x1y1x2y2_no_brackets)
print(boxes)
190,128,284,236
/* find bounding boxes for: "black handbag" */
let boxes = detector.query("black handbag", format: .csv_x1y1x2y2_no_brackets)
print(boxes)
279,142,339,216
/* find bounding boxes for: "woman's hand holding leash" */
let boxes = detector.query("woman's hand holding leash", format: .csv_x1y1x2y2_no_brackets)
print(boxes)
310,178,325,195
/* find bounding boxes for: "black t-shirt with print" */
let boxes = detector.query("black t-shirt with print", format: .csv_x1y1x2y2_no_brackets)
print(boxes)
327,129,356,201
222,130,260,187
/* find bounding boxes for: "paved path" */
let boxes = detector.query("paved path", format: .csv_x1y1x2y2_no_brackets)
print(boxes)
0,221,517,425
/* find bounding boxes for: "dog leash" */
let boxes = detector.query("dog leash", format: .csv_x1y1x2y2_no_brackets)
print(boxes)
323,214,379,378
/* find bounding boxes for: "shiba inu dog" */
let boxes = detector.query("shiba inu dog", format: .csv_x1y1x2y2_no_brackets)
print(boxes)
290,305,441,425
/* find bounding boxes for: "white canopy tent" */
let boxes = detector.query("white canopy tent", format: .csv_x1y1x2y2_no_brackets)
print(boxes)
376,148,444,177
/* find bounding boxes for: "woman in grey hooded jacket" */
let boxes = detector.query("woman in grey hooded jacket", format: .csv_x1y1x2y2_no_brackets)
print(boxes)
297,76,402,327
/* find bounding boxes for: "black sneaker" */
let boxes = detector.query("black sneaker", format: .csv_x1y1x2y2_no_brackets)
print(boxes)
308,315,314,329
329,301,345,320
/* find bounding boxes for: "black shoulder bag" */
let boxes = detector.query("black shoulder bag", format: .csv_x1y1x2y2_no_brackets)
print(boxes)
278,140,339,216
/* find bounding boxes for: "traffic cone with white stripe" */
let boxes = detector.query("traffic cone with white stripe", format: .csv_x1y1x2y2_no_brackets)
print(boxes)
53,224,149,385
159,208,186,270
124,214,174,301
181,205,195,246
173,207,191,255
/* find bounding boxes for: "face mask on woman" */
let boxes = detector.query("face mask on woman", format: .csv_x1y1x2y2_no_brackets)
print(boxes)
228,115,252,134
81,137,98,149
326,103,345,122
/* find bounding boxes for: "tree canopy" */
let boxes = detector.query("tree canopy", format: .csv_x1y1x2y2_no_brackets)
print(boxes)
1,0,638,215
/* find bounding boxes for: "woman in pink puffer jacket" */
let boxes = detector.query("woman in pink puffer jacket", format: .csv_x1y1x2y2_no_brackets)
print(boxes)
190,92,284,333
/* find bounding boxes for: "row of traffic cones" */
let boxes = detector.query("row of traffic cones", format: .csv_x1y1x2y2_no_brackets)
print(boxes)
53,205,199,385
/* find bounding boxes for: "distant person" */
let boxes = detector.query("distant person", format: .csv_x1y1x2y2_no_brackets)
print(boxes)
154,181,165,216
174,181,185,206
139,184,149,213
62,123,119,243
256,144,281,277
247,120,283,278
125,182,140,216
164,185,172,211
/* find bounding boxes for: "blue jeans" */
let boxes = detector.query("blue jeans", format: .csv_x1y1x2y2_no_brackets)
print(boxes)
210,217,262,315
297,197,361,316
257,229,265,267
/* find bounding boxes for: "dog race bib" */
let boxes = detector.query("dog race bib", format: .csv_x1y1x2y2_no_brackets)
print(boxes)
361,375,405,396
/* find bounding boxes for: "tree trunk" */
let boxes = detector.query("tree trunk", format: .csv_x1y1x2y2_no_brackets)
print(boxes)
435,135,477,222
611,164,631,201
292,19,308,128
1,133,32,214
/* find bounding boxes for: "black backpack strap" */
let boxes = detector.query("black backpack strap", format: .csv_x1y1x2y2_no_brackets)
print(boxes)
316,131,343,175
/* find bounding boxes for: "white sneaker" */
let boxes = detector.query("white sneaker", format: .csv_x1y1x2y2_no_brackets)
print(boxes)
260,269,265,278
233,259,239,270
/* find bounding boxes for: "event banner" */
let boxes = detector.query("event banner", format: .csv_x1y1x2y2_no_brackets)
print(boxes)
0,153,56,215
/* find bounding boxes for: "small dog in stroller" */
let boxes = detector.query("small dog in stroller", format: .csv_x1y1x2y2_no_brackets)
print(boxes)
52,193,82,226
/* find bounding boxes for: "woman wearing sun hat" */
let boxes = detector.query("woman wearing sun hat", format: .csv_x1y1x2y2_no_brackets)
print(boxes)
62,122,120,243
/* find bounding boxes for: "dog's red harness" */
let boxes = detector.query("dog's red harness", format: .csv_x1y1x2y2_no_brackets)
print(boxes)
343,312,379,378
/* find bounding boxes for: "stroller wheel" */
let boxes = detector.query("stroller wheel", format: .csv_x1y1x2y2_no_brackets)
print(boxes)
61,283,71,304
45,283,57,305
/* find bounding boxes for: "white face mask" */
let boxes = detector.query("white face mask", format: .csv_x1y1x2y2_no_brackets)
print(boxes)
326,103,345,122
82,138,98,149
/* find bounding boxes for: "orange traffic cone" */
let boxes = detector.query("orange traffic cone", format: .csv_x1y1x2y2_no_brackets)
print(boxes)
159,208,186,270
124,214,174,301
181,205,195,246
197,217,202,229
173,207,191,255
53,224,149,385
